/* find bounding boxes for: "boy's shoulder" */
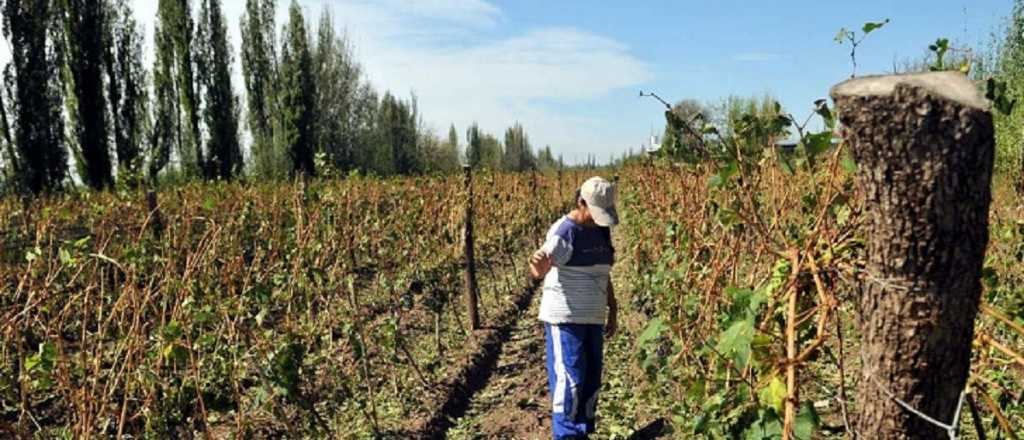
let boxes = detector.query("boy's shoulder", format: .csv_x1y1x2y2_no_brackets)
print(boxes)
547,216,580,241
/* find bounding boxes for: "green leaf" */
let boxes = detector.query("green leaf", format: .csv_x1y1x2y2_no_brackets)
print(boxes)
717,317,755,369
841,155,857,173
638,317,666,345
861,19,889,35
834,28,849,43
794,403,820,439
758,376,787,413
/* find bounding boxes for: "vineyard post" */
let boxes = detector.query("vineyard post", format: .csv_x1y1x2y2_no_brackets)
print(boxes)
462,165,481,330
558,166,564,205
832,72,994,439
146,189,164,240
531,167,540,242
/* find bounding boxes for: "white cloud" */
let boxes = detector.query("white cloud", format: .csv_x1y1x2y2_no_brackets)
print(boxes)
332,1,653,160
1,0,653,163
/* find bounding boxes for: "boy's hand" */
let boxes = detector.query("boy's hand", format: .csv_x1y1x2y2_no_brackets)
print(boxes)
529,250,553,279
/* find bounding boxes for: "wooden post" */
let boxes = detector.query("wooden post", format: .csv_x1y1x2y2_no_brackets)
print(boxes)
557,166,564,205
832,72,994,439
462,165,480,330
530,168,540,242
146,189,164,240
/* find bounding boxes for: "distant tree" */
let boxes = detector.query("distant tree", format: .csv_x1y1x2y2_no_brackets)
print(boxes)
465,123,482,168
60,0,113,189
349,83,378,172
169,0,204,178
374,92,420,175
536,145,557,171
1,65,19,187
479,132,503,170
241,0,282,177
3,0,68,193
419,128,458,173
448,124,459,154
502,122,534,171
197,0,242,179
279,0,316,176
314,8,364,172
661,99,709,159
105,0,148,185
154,0,204,178
150,0,179,182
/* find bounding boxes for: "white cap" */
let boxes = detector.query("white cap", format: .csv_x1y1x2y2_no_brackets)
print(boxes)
580,176,619,227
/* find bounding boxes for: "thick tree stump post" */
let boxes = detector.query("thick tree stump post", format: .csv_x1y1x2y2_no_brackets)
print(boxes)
462,165,480,330
831,71,994,439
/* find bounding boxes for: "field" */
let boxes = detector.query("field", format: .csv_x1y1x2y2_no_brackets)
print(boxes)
1,156,1023,439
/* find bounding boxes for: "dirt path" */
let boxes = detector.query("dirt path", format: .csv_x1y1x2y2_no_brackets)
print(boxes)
446,296,551,439
443,234,672,439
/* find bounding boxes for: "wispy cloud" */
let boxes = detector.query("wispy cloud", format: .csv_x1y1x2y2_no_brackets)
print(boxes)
1,0,652,162
326,1,653,159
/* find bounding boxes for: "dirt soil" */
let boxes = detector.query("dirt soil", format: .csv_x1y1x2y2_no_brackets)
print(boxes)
446,297,551,439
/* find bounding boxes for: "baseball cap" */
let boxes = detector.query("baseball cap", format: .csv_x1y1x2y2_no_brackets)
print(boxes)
580,176,619,227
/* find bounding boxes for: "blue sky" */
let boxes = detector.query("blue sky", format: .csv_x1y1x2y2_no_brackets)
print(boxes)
313,0,1012,163
4,0,1014,164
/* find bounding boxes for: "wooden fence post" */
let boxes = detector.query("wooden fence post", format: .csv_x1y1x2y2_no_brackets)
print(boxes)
557,166,564,205
462,165,480,330
146,189,164,240
531,168,540,242
832,71,994,439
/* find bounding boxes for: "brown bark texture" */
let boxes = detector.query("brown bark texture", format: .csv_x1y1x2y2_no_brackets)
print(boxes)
831,72,994,439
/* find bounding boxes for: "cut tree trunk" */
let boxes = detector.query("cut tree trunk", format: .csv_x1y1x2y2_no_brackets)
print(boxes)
831,71,995,439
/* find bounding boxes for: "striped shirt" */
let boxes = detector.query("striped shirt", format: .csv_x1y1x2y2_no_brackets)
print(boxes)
538,216,615,325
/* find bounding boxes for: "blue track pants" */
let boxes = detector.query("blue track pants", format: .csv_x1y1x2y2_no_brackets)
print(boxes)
544,323,604,439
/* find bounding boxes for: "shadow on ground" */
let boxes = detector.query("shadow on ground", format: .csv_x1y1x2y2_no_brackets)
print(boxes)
626,418,669,440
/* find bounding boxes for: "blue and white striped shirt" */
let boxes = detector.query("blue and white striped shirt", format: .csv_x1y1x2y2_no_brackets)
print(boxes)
538,216,615,325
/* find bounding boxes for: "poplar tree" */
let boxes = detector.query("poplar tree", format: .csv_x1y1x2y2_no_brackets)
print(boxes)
3,0,68,193
150,0,179,182
60,0,112,189
197,0,241,179
314,8,363,172
241,0,281,177
104,0,147,184
156,0,203,178
466,123,482,168
279,0,316,176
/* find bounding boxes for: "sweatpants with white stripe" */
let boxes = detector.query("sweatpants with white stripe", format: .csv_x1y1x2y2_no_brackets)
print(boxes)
545,323,603,439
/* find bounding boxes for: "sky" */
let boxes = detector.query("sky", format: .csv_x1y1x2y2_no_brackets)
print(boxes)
1,0,1017,164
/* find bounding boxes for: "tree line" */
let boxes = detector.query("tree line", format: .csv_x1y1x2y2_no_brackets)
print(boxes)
0,0,560,195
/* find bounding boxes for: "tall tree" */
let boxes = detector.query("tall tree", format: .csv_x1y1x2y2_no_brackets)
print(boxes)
3,0,68,193
377,92,419,175
157,0,203,178
465,123,482,168
502,122,533,171
150,0,179,182
60,0,112,189
314,8,364,173
197,0,241,179
241,0,281,177
279,0,316,176
104,0,147,184
0,68,18,186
